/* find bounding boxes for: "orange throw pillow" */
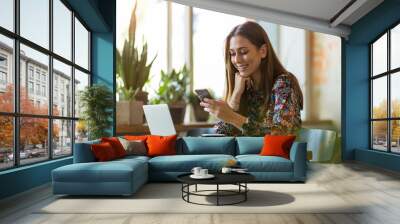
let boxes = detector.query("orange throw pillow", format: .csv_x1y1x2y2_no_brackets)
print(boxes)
146,135,177,157
260,135,296,159
124,135,148,141
101,137,126,158
91,142,117,161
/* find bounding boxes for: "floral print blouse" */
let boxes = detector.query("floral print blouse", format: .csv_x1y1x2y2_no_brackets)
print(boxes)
215,73,302,136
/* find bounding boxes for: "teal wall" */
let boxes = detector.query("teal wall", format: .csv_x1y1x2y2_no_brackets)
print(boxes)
343,0,400,171
0,0,116,200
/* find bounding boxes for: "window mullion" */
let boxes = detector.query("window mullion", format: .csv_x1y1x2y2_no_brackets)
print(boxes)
14,0,20,166
48,0,54,160
388,29,391,152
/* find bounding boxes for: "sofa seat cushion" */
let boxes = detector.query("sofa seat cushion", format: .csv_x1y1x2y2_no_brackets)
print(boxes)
149,154,235,172
53,159,147,183
236,155,293,172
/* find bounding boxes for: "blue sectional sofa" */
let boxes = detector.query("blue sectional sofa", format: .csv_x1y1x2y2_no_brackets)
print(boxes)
52,137,307,196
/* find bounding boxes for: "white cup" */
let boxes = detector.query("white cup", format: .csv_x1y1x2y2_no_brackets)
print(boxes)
221,167,232,174
191,167,202,176
200,169,208,176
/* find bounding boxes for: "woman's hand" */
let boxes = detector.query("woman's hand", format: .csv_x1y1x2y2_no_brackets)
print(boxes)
200,98,247,129
228,73,250,110
233,72,250,96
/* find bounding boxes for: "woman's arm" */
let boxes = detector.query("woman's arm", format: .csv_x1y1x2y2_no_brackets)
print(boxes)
201,98,248,130
268,76,302,135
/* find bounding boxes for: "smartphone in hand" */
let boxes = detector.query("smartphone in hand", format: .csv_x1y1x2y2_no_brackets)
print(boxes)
194,89,213,102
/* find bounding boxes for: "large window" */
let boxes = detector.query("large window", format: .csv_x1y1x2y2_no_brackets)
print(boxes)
371,23,400,153
0,0,91,171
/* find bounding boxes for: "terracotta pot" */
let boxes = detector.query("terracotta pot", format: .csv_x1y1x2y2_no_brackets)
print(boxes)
168,102,186,124
116,100,144,125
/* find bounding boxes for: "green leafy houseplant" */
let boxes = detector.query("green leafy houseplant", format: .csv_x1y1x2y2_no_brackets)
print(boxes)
151,65,190,105
151,65,190,123
79,84,114,140
116,2,156,102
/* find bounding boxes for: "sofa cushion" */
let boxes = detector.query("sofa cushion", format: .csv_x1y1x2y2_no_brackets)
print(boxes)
118,137,147,156
236,137,264,155
236,155,293,172
101,137,127,158
178,137,236,155
148,154,235,172
73,140,100,163
260,135,296,159
91,142,118,161
147,135,177,157
52,159,147,183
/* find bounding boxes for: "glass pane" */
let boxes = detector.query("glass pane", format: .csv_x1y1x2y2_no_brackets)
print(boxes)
372,121,388,151
53,59,72,117
74,69,89,118
0,0,14,31
392,24,400,70
20,44,49,115
53,0,72,60
20,117,49,165
0,116,13,170
171,3,187,70
391,120,400,153
0,34,14,112
74,18,89,70
75,120,88,143
372,33,387,76
193,7,246,98
391,72,400,118
20,0,49,49
372,77,387,119
53,119,72,158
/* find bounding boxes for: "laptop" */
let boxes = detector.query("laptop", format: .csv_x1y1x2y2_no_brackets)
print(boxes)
143,104,176,136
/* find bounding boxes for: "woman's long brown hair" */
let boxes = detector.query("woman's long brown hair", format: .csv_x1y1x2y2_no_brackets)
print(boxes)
224,21,303,111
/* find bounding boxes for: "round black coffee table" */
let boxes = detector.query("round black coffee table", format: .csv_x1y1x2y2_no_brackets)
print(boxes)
177,173,255,206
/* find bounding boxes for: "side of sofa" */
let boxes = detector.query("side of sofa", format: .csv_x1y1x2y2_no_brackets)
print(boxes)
52,141,149,196
235,137,307,182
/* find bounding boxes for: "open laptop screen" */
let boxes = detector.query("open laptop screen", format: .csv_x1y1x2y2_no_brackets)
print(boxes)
143,104,176,136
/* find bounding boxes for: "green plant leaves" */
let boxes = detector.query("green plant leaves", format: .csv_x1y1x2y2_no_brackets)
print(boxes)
79,84,114,140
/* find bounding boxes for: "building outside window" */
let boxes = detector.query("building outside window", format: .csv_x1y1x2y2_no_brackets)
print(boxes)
28,81,34,94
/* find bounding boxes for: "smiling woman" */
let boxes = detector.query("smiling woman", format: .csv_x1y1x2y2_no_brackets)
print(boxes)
200,21,303,136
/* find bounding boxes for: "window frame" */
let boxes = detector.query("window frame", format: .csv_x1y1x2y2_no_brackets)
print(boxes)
370,20,400,154
0,0,92,171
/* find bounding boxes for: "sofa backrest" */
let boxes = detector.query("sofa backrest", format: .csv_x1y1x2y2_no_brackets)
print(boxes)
73,139,100,163
177,137,236,155
235,137,264,155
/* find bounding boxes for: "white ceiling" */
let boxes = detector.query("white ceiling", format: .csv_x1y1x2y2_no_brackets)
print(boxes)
171,0,384,38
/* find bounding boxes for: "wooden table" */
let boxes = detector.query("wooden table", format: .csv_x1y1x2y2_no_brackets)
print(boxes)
116,122,215,135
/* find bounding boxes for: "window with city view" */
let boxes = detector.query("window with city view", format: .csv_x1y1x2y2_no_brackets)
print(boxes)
371,22,400,153
0,0,91,170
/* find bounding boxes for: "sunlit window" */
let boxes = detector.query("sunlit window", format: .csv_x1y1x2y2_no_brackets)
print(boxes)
0,0,90,170
371,25,400,153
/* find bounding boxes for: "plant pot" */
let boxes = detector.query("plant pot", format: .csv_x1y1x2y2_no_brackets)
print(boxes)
116,100,144,125
191,98,209,122
168,102,186,124
135,91,149,105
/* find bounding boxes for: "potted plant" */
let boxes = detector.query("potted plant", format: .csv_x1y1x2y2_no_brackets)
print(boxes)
79,84,114,140
188,91,210,122
116,2,156,125
151,65,190,124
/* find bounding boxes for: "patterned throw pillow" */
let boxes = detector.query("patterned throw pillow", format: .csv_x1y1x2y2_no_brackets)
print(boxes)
118,137,147,156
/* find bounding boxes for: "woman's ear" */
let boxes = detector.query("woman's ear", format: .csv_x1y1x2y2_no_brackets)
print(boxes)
260,44,267,59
